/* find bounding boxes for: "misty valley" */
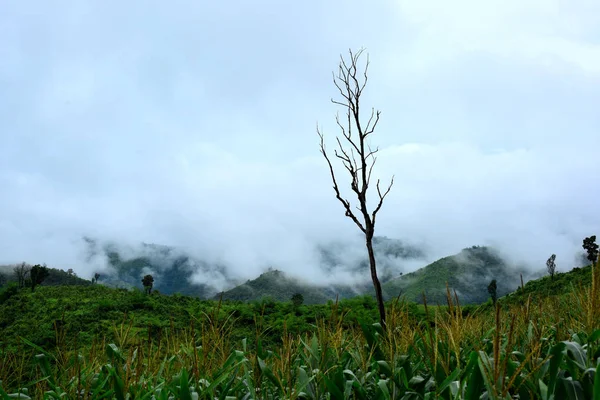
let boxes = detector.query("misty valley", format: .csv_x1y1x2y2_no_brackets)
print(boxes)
2,4,600,396
1,234,599,399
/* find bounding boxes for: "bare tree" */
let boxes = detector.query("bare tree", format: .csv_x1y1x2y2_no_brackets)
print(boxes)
318,49,393,330
546,254,557,280
13,262,31,289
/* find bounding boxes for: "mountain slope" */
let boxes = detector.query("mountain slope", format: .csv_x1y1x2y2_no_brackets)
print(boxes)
90,236,425,298
0,265,91,288
382,246,529,304
214,269,369,304
502,264,593,305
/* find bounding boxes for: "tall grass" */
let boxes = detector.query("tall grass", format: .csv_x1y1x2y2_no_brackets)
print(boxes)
1,263,600,399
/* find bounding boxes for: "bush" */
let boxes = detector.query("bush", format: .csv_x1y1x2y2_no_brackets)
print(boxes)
0,283,19,304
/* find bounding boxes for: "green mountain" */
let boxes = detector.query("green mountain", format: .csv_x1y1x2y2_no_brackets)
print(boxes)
216,246,532,305
502,264,593,305
0,264,91,288
85,239,233,298
214,269,369,304
90,236,424,298
382,246,530,304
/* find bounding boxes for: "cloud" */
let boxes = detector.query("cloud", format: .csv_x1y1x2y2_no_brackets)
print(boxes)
0,0,598,286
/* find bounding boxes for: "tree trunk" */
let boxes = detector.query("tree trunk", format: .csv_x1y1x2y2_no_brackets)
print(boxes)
366,236,386,331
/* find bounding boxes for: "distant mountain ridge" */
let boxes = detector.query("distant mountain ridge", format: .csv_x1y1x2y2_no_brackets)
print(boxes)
382,246,532,304
217,246,536,305
87,236,425,299
0,264,91,288
213,269,372,304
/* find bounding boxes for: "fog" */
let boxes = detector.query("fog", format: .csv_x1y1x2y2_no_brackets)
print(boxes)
1,1,599,288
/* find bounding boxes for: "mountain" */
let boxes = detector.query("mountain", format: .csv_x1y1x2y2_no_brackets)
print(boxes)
216,246,530,305
214,269,370,304
382,246,530,304
88,236,425,298
89,240,234,298
502,263,593,305
0,264,92,288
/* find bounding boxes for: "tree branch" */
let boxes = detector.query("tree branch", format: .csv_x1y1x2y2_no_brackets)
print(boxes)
319,129,366,233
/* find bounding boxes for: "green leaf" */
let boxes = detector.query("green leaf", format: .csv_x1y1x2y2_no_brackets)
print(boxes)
594,362,600,400
437,367,460,395
178,368,193,400
539,379,548,400
588,329,600,344
464,352,484,400
547,342,566,396
377,379,391,400
563,341,587,371
560,378,585,400
323,375,345,400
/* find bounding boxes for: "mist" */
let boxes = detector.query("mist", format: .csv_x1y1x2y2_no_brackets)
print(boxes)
1,1,599,289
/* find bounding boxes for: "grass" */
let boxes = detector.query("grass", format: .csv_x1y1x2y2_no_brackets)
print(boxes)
1,262,599,399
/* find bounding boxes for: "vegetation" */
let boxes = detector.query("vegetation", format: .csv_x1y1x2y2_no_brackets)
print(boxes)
291,293,304,308
29,264,49,292
583,235,599,264
1,256,599,398
0,264,92,289
546,254,557,280
216,270,370,304
487,279,497,305
142,274,154,295
383,246,528,304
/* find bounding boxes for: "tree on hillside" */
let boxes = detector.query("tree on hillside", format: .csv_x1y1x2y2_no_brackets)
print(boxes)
291,293,304,308
546,254,557,280
487,279,497,306
0,273,6,287
583,235,599,265
30,264,49,292
142,274,154,294
13,262,31,289
92,272,101,284
318,49,394,330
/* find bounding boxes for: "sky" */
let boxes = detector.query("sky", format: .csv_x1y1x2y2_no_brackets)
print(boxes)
1,0,599,282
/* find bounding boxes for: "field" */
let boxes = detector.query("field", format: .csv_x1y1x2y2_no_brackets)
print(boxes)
1,263,599,399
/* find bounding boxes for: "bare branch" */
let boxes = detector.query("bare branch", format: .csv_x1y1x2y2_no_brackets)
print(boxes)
364,109,381,136
318,129,366,233
366,156,377,186
372,176,394,225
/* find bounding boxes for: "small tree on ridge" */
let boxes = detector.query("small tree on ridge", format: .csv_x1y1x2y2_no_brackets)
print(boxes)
546,254,557,280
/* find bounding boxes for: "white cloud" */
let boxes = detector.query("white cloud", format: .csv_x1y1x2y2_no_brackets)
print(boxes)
0,0,598,286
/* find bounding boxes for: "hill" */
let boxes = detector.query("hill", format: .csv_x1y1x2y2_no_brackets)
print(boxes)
89,235,425,298
214,269,370,304
0,264,92,288
85,239,234,298
217,245,534,305
382,246,530,304
502,264,593,305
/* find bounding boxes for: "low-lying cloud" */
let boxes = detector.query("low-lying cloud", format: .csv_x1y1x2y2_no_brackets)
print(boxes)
0,0,598,288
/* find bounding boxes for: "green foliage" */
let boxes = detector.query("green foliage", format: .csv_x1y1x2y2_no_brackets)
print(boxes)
0,282,19,304
383,246,525,304
29,264,49,292
142,274,154,294
583,235,599,263
546,253,557,279
487,279,497,305
217,270,353,304
1,256,600,398
291,293,304,307
503,264,593,305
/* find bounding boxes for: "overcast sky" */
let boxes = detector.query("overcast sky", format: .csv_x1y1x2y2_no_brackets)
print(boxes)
1,0,599,280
